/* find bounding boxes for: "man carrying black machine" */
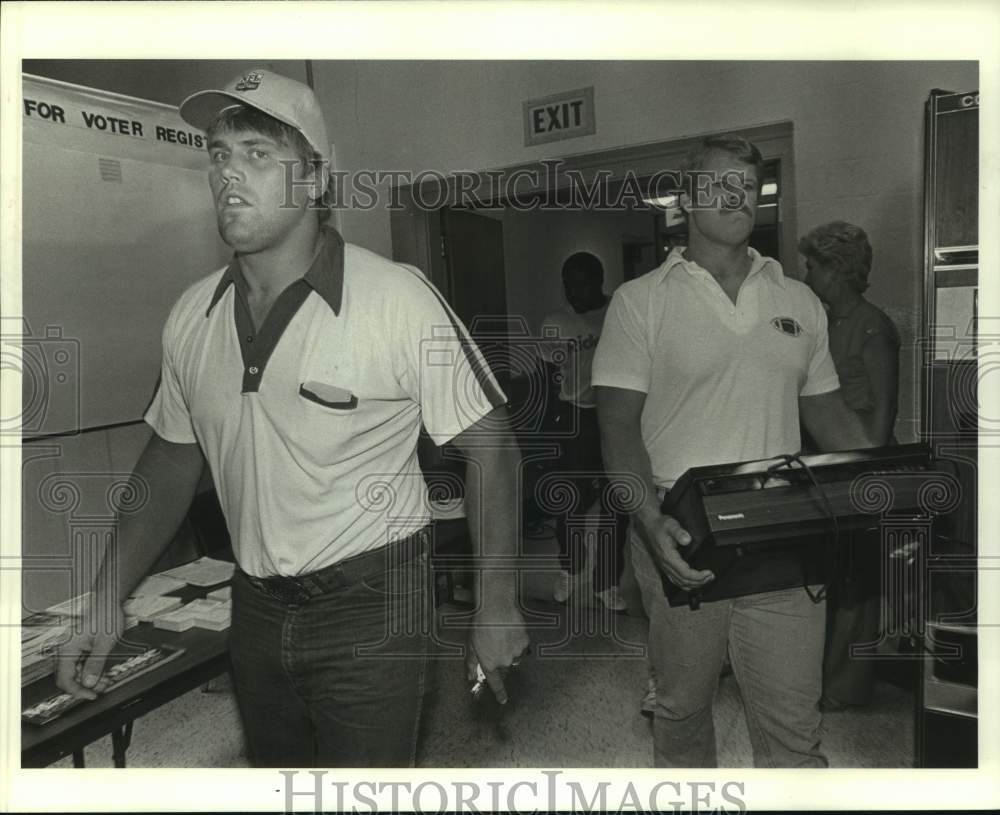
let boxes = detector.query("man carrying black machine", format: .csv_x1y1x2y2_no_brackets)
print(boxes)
594,135,875,767
55,69,528,767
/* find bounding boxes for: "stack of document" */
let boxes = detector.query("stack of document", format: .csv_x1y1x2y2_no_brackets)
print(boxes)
159,557,235,588
22,612,72,686
20,594,91,686
131,574,187,596
153,597,232,632
123,595,184,627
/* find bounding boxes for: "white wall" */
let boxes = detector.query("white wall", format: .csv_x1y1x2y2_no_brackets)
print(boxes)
311,59,979,441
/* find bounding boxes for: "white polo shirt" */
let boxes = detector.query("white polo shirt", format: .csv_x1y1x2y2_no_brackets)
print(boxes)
592,247,839,489
145,227,505,577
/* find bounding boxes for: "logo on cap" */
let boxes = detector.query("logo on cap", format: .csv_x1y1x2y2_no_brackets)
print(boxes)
235,72,263,92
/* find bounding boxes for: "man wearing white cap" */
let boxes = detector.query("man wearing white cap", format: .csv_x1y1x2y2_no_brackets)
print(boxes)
56,68,529,767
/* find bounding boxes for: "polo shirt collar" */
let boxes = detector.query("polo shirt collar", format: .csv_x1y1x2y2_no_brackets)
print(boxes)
655,246,786,288
206,225,346,316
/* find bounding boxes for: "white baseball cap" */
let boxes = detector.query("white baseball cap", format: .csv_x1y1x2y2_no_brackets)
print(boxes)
179,69,329,162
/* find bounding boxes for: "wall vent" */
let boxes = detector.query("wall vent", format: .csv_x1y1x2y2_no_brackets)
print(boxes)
98,158,122,182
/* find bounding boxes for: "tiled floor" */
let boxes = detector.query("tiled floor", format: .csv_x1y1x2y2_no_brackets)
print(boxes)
47,528,918,769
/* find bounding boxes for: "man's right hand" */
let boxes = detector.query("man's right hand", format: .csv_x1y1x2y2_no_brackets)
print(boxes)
54,603,125,700
634,509,714,591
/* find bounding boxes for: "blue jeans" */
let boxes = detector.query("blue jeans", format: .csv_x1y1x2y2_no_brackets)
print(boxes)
632,531,828,767
228,530,432,767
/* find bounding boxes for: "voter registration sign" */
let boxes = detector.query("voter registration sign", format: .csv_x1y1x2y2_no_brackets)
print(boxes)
523,87,595,147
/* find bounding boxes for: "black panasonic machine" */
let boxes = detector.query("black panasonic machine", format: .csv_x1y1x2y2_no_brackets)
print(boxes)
656,443,940,609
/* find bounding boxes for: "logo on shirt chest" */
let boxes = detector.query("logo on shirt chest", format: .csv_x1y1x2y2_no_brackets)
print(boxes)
771,316,803,337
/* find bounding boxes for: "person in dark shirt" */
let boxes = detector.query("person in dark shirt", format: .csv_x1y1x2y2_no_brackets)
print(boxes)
539,252,629,611
800,221,900,444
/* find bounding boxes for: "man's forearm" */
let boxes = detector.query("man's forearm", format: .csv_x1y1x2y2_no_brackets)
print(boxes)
600,422,660,525
865,405,897,447
595,386,660,524
93,435,205,609
464,443,522,611
815,405,873,451
800,391,877,452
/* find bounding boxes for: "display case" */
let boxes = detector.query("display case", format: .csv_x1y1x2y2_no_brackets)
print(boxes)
917,88,979,769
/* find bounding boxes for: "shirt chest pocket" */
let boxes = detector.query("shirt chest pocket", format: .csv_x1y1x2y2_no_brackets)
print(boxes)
288,378,365,457
299,380,358,410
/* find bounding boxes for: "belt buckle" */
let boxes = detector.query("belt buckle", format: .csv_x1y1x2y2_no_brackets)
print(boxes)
257,575,308,605
284,577,311,604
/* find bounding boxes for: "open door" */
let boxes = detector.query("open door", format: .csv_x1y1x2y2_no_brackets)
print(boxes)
439,207,510,388
440,209,507,327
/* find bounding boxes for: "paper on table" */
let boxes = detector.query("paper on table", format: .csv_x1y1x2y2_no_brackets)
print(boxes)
152,598,231,632
132,574,188,596
153,607,197,632
123,595,184,622
192,601,232,631
159,556,235,587
182,598,227,615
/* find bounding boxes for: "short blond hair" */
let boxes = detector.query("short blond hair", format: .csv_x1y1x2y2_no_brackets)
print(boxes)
798,221,873,293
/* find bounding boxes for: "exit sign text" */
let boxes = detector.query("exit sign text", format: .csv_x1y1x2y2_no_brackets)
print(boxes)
523,87,595,147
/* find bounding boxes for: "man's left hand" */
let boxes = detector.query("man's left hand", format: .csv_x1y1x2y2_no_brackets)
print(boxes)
466,606,530,704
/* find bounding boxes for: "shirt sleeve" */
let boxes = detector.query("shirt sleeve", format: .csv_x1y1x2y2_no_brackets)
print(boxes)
800,297,841,397
395,266,507,446
144,306,198,444
591,285,652,393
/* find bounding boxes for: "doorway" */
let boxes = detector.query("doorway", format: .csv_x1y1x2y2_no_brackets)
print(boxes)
388,122,796,424
390,121,796,321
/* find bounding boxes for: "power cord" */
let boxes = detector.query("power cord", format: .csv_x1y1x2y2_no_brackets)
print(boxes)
766,453,841,603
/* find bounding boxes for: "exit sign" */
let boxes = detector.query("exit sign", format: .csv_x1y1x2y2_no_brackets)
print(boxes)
523,87,595,147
